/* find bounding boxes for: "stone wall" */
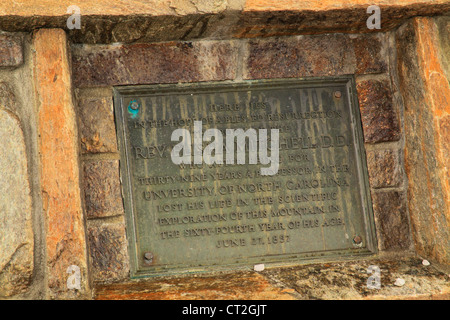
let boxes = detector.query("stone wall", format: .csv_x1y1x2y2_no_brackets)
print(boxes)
0,32,44,298
72,30,413,285
0,3,448,299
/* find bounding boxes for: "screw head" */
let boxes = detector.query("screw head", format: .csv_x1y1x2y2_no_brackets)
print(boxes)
334,90,342,99
353,235,363,245
144,252,153,263
130,100,140,110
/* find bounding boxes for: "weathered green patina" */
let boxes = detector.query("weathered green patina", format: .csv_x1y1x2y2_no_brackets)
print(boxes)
114,77,377,277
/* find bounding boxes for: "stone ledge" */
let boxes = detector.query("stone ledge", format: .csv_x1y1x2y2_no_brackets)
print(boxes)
94,257,449,300
0,1,448,43
95,270,296,300
33,28,90,299
0,108,34,297
1,0,447,17
396,16,450,265
82,160,124,219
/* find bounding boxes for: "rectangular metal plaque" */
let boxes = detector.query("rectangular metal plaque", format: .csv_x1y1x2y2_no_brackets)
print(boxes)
114,77,377,277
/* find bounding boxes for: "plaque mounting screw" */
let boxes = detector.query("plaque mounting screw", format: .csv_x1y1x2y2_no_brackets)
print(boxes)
334,90,342,99
144,252,154,265
130,100,140,110
353,235,363,245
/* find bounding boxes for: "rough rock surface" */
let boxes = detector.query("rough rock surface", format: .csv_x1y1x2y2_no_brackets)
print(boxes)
366,149,402,188
33,28,90,299
94,257,449,300
371,191,412,251
0,108,33,297
0,33,23,67
0,1,448,43
77,96,118,153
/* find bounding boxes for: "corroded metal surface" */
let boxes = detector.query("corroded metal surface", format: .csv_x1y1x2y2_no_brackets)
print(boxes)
114,77,376,277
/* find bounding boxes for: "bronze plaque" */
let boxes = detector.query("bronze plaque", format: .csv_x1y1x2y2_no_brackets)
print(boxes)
114,77,377,277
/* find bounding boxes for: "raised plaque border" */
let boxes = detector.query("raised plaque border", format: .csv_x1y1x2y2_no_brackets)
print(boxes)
113,76,378,278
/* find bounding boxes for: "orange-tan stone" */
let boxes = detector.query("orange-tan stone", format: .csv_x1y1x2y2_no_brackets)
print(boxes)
0,0,448,16
244,0,450,11
95,272,296,300
33,28,90,299
397,17,450,265
95,257,449,300
411,17,450,265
